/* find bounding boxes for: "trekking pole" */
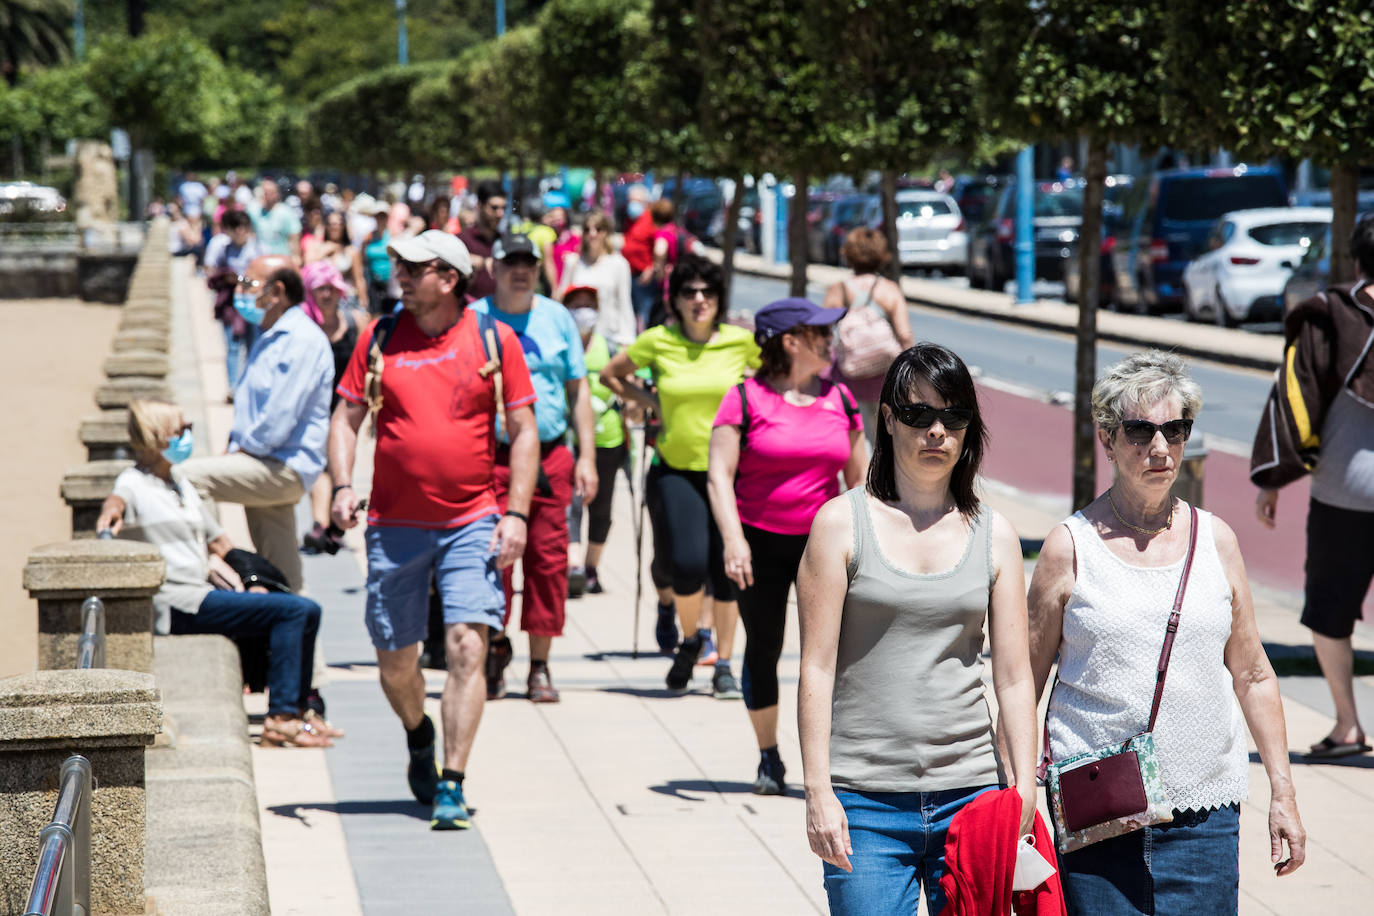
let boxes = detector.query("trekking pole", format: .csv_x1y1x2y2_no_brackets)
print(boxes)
631,423,648,659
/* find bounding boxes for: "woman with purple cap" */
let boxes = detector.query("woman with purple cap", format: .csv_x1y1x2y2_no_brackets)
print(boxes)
707,298,867,795
301,259,368,554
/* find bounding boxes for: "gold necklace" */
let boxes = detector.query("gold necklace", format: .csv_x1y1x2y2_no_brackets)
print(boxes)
1107,488,1173,535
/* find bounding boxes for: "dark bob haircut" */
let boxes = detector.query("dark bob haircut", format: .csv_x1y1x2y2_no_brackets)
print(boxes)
666,254,726,328
866,342,988,518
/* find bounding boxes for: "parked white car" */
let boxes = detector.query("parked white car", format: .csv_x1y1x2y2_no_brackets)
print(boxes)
894,190,967,274
1183,206,1330,326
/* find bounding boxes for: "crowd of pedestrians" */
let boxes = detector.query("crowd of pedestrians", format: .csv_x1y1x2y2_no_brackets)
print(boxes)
125,169,1374,914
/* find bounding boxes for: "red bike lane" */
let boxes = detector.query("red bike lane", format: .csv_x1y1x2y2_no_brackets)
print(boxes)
975,383,1370,615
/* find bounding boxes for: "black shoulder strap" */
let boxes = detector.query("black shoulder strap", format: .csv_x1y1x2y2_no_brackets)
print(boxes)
835,384,859,423
476,309,504,361
735,382,750,448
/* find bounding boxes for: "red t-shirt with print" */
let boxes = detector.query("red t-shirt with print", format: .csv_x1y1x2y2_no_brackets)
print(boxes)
337,308,537,528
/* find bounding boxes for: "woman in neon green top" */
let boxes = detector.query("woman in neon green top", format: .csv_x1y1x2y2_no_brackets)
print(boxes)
565,285,626,596
601,256,760,695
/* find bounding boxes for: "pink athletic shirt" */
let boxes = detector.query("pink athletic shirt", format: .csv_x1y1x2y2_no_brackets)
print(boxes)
714,377,862,535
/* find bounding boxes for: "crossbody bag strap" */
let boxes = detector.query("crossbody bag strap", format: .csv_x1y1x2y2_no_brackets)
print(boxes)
1146,504,1200,731
1039,504,1201,778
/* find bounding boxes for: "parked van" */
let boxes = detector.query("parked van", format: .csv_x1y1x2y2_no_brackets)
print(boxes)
1111,166,1288,314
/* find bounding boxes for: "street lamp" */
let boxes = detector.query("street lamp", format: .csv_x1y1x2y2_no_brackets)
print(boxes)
396,0,408,66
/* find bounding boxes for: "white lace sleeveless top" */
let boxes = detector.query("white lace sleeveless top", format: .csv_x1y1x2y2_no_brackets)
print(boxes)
1047,509,1250,814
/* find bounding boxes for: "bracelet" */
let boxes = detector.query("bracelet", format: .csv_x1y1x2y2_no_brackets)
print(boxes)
331,484,352,496
504,509,529,523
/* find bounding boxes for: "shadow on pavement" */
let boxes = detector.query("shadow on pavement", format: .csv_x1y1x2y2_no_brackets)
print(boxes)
583,650,669,661
1263,641,1374,677
650,778,805,801
1250,751,1374,769
600,685,695,700
266,799,430,822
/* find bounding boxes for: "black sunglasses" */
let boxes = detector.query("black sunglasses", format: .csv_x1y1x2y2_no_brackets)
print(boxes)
891,402,974,430
1120,418,1193,445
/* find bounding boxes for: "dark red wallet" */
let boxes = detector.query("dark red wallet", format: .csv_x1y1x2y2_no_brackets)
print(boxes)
1058,749,1149,833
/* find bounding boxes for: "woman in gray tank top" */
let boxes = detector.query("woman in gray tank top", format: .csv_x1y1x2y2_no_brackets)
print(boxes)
797,344,1039,915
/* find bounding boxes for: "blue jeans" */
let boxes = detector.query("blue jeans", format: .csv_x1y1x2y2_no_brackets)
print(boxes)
823,785,997,916
172,589,321,717
1059,803,1240,916
224,323,260,389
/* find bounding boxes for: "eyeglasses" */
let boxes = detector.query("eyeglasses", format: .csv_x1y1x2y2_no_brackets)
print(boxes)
679,285,718,300
890,402,974,430
235,275,262,291
394,258,451,277
1119,418,1193,445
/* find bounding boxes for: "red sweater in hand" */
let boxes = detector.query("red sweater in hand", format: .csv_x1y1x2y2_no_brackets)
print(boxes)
939,787,1068,916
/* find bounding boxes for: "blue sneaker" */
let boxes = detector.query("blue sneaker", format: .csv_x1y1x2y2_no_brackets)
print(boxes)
431,780,471,830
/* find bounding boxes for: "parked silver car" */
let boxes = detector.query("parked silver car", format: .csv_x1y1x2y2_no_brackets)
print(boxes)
894,190,966,274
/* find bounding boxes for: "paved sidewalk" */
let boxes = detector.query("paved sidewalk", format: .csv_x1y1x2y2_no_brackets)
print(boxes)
166,258,1374,914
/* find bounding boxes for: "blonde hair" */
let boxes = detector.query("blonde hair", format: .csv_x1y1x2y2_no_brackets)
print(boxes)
127,399,182,458
582,211,615,257
1091,350,1203,434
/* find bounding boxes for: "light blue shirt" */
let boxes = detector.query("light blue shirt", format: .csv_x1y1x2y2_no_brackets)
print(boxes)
247,202,300,256
470,295,586,443
230,306,334,488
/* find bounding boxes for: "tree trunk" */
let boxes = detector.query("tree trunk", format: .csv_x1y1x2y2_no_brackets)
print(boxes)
1329,163,1359,285
1072,140,1108,512
9,135,23,179
880,170,900,281
720,173,745,302
591,167,604,217
789,174,809,297
513,156,526,219
126,0,146,36
671,166,687,225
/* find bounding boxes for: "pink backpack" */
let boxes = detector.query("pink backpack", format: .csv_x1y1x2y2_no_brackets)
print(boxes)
834,277,902,380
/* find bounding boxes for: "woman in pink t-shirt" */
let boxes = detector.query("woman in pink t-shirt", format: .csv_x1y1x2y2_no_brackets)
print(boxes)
707,298,867,795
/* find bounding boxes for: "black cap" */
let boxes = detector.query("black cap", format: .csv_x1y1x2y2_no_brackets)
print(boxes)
491,233,541,262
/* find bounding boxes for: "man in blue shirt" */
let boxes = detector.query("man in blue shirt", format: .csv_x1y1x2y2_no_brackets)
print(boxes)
471,234,597,703
247,178,302,262
182,254,334,594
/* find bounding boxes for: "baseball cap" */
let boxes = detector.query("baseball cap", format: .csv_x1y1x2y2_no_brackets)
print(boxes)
387,230,474,277
753,297,847,341
563,284,599,304
491,233,541,263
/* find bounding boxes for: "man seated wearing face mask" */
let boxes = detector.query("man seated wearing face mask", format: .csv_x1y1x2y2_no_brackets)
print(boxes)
180,254,335,594
96,399,336,748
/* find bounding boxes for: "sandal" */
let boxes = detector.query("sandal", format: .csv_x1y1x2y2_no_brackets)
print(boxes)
1306,735,1372,758
261,716,334,748
303,709,346,739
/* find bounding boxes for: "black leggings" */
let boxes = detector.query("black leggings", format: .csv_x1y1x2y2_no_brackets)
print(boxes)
736,524,809,710
646,461,733,599
569,444,627,546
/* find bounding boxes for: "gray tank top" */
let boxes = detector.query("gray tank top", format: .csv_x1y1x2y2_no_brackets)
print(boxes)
828,487,1001,792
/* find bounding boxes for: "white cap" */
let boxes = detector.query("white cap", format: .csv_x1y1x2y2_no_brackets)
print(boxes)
351,192,388,216
387,230,474,278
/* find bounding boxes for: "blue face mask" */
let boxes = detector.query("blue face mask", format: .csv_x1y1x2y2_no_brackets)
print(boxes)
626,200,645,219
162,429,194,464
234,291,265,326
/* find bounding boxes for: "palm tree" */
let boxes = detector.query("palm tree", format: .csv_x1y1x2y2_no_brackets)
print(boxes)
1,0,72,87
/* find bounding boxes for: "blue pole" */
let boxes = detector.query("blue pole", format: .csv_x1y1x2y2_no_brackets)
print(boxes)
396,0,408,66
496,0,506,36
1014,146,1035,304
775,185,789,265
74,0,85,60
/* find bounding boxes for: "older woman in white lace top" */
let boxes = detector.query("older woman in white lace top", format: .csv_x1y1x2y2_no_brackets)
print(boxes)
1027,351,1304,915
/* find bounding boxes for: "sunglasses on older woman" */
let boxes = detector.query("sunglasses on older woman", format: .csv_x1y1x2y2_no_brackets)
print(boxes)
1119,418,1193,445
891,402,974,430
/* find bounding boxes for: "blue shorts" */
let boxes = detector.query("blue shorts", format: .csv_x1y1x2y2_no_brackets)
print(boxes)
364,515,505,651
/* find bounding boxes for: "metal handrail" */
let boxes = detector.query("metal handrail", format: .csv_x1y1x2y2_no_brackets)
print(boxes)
75,598,105,670
24,755,93,916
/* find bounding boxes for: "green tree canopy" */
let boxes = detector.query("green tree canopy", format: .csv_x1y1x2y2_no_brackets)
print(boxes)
2,0,72,87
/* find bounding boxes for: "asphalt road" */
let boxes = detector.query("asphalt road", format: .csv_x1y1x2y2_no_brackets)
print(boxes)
728,271,1275,452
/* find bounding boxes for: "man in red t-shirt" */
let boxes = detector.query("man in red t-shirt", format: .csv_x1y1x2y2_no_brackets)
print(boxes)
329,229,539,830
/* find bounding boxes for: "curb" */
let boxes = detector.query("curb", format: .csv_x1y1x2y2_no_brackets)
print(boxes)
705,248,1284,374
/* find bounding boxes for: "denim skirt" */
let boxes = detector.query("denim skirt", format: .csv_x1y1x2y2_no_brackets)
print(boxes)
1059,803,1240,916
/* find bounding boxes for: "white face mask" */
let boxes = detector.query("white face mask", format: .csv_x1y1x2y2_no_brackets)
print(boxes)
571,307,599,334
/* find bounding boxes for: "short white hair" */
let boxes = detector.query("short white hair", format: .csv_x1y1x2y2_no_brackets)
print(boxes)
1091,350,1202,433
